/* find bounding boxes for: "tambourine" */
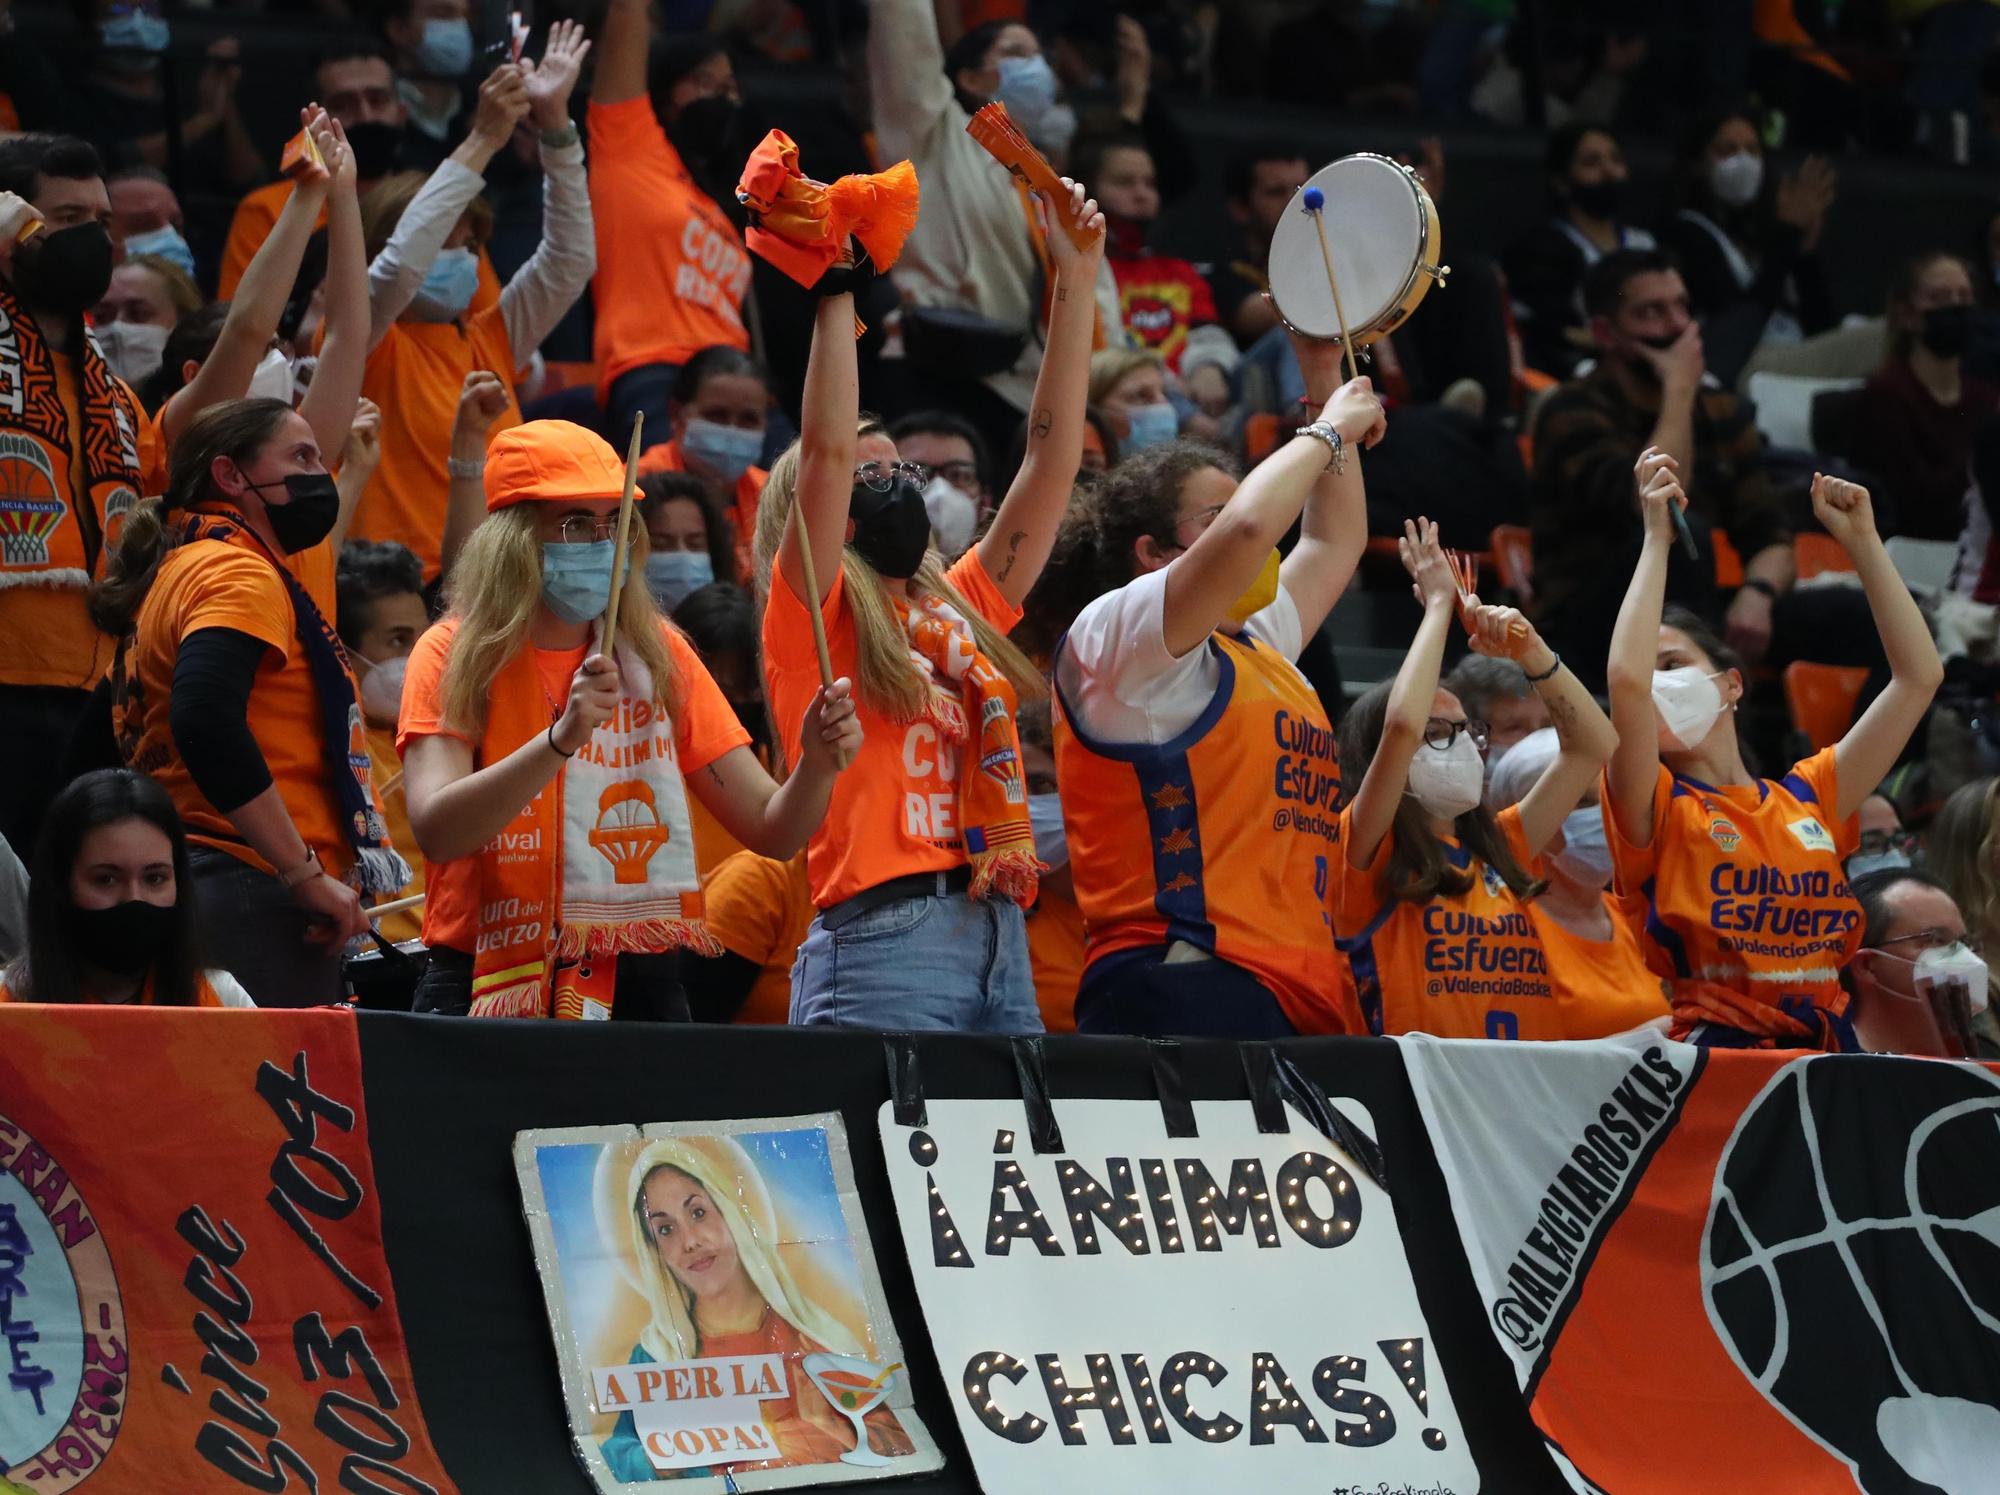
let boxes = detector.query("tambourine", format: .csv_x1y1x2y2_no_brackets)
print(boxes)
1267,153,1450,351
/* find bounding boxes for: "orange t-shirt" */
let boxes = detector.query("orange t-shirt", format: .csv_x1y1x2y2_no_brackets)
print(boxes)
365,723,425,944
0,358,149,690
763,553,1022,908
1527,893,1672,1038
396,619,748,953
125,532,353,879
636,436,766,584
702,848,814,1024
220,179,502,308
586,96,751,397
1604,748,1862,1038
1333,804,1558,1039
352,311,521,580
1027,890,1083,1033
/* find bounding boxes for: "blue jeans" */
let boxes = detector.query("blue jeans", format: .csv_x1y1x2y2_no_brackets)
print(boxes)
789,884,1042,1032
1076,947,1300,1039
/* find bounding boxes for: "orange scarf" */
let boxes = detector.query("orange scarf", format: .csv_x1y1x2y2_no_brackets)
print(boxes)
461,624,719,1021
895,594,1039,906
1669,978,1855,1053
736,130,918,290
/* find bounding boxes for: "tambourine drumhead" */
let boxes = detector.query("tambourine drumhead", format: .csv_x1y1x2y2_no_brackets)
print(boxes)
1268,153,1437,344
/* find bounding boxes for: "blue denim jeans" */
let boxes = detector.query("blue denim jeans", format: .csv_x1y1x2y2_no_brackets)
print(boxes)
789,884,1042,1032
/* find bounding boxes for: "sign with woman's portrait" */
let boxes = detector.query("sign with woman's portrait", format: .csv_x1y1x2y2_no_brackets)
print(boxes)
515,1116,945,1491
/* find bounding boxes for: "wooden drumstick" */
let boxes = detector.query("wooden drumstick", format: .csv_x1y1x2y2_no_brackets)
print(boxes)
600,413,644,659
788,500,836,691
368,892,425,920
1301,186,1359,386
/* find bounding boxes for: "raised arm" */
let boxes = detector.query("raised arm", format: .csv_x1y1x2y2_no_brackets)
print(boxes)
868,0,958,158
590,0,649,106
1469,602,1619,854
163,106,330,447
441,371,509,582
498,21,596,364
978,180,1105,607
299,117,366,459
1345,518,1456,870
367,66,527,347
1823,474,1945,819
1160,376,1383,659
1604,448,1680,850
329,398,379,553
777,291,861,605
1280,331,1383,638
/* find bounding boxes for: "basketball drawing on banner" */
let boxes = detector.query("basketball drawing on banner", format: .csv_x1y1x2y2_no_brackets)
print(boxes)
878,1096,1478,1494
515,1116,945,1492
1704,1057,2000,1495
0,1113,127,1493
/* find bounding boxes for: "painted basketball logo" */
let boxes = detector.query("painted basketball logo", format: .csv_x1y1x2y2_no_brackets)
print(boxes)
588,781,673,884
976,697,1023,804
0,1114,128,1490
0,433,64,569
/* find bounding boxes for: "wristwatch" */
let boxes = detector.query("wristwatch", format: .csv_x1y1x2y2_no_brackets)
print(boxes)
447,456,484,480
1741,578,1779,602
279,847,322,889
1294,419,1346,476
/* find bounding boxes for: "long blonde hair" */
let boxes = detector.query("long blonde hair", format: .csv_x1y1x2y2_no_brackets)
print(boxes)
438,506,679,739
1929,776,2000,951
752,439,1044,723
595,1136,867,1365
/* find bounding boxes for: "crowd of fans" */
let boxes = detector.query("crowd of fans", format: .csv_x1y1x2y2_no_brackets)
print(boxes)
2,0,2000,1063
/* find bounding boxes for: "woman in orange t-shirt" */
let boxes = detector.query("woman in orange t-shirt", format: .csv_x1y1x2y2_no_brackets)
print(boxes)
754,186,1104,1032
635,346,773,585
397,421,858,1021
0,769,251,1007
95,399,406,1007
1603,452,1943,1050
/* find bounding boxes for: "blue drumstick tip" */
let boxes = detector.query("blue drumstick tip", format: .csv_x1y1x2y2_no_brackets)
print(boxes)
1301,186,1325,212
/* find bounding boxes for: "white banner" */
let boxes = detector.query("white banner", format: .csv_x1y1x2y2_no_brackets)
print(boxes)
879,1096,1477,1494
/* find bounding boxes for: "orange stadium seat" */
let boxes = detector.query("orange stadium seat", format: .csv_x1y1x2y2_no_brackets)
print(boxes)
1783,661,1869,751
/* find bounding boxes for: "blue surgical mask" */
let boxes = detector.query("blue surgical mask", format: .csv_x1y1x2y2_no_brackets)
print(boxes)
681,419,763,485
122,223,196,280
1553,806,1613,888
1123,401,1178,453
415,16,474,78
645,550,713,614
541,539,619,625
1847,848,1912,881
100,9,170,55
1027,791,1067,871
994,54,1058,127
411,246,479,322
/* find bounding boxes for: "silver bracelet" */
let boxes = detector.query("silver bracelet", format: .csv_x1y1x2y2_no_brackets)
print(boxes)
447,456,484,480
538,123,580,149
1294,419,1346,476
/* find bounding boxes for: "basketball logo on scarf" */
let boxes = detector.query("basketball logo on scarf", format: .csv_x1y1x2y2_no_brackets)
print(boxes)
0,431,62,565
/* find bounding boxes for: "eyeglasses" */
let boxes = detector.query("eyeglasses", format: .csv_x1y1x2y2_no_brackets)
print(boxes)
1874,928,1970,954
1423,718,1489,753
550,515,623,545
934,461,982,491
1855,829,1917,859
1154,503,1227,553
855,461,932,492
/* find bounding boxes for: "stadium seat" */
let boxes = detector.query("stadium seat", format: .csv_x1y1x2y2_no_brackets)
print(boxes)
1713,530,1744,589
1244,412,1280,463
1489,524,1534,604
1783,661,1869,751
1794,532,1854,580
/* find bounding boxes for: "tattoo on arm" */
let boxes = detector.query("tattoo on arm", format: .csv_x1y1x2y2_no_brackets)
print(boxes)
995,529,1028,582
707,763,726,788
1057,287,1068,302
1542,692,1579,734
1030,407,1052,441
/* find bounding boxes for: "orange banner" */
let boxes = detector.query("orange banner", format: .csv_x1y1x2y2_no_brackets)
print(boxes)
0,1007,456,1494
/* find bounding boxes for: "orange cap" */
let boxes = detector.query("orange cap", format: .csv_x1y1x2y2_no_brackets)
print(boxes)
484,420,628,511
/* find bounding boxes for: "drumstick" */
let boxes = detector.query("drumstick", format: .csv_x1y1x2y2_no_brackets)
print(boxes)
368,892,424,920
788,500,836,690
1451,550,1530,639
1300,186,1359,386
600,413,644,659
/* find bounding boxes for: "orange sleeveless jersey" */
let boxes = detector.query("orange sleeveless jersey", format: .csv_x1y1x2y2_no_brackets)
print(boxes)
1052,630,1352,1034
1604,747,1861,1041
1334,805,1558,1039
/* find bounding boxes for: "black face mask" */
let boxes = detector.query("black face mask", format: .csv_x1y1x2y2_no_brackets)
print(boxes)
342,120,405,181
850,477,932,580
64,898,174,979
668,95,742,167
1569,177,1624,220
1921,304,1971,360
12,221,115,316
246,471,341,554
